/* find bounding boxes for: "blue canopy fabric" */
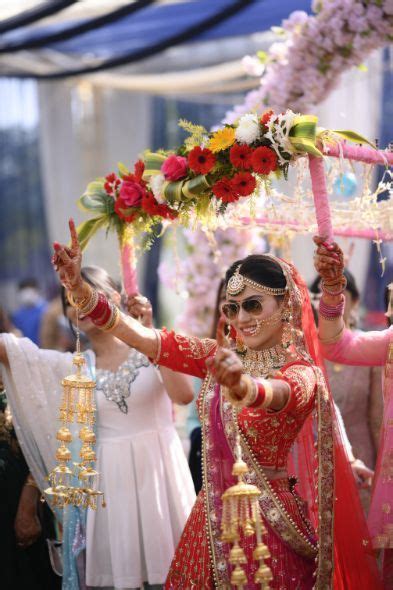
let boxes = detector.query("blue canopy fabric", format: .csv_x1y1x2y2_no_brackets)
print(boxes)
0,0,312,79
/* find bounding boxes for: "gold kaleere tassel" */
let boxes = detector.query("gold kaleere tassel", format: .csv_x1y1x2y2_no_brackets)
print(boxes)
45,314,105,510
221,434,273,589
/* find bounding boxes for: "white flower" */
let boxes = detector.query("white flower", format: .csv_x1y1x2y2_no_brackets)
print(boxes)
264,109,298,164
235,113,260,145
241,55,264,77
150,173,166,204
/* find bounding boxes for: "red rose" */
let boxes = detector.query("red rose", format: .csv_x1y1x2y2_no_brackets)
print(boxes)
250,146,278,175
260,110,274,127
114,198,137,223
161,154,188,181
229,143,253,169
230,172,256,197
119,180,145,208
188,146,216,175
212,178,239,203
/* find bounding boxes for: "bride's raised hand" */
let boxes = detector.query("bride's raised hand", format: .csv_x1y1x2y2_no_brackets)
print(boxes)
52,219,83,293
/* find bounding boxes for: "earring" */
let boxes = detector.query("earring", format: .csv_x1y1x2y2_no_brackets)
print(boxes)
235,334,247,354
281,308,293,351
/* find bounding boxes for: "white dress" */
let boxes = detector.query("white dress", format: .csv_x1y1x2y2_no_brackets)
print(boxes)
1,335,195,590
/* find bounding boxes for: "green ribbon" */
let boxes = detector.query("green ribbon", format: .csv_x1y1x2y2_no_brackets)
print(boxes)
143,152,167,178
289,115,323,157
143,151,211,203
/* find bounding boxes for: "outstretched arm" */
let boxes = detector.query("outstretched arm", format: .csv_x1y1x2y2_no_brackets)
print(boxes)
52,220,213,380
126,295,194,405
313,236,391,365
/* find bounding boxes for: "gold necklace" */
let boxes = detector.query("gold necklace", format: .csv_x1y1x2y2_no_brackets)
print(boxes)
241,344,288,377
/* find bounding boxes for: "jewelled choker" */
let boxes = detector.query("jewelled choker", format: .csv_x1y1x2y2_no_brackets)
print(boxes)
241,344,288,377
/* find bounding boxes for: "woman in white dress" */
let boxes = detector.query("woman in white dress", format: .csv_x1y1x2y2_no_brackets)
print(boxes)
0,266,196,590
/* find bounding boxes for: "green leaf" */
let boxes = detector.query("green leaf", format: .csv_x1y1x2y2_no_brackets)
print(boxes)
332,130,376,148
86,180,106,193
76,217,108,251
117,162,130,177
78,192,114,214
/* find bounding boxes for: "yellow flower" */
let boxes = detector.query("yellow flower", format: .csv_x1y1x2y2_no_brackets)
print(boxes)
208,127,235,153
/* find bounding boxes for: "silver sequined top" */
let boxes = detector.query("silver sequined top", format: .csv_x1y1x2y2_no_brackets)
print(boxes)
95,349,150,413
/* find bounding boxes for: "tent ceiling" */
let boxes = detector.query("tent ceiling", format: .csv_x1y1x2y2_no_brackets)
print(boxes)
0,0,311,80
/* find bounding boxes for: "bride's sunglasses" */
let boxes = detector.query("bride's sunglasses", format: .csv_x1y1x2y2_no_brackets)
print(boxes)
221,298,263,320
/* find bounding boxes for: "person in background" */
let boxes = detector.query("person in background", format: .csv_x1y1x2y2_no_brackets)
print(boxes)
313,236,393,587
40,290,74,351
187,280,225,494
12,278,48,345
0,305,60,590
310,269,383,511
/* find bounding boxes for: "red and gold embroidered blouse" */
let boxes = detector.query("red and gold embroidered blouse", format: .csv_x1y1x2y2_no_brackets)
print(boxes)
155,329,316,470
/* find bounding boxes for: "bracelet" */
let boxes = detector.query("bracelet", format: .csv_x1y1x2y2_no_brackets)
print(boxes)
319,297,345,321
24,475,40,490
321,277,347,297
100,305,121,332
318,323,345,345
247,378,273,409
67,284,98,316
221,375,256,409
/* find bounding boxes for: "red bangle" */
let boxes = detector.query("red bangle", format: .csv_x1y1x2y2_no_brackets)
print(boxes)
248,382,266,408
86,293,110,321
94,304,113,326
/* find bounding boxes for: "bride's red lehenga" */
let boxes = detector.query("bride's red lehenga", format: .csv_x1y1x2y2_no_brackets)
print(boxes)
155,257,382,590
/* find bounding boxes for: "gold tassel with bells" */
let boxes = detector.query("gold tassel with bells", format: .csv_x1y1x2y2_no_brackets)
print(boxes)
45,313,105,510
221,434,273,590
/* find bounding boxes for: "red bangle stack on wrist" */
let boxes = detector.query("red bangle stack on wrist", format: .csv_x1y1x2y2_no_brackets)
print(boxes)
319,296,345,321
84,292,110,321
248,381,267,408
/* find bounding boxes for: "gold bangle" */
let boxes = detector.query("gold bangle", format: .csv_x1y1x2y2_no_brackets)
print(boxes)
101,305,121,332
67,283,96,312
242,375,258,407
318,323,345,345
24,476,39,490
222,374,257,409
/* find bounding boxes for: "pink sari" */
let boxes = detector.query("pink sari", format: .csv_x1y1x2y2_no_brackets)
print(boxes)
321,327,393,586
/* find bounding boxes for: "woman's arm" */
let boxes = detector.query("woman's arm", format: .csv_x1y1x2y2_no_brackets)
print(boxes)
320,327,391,366
158,367,194,405
206,347,291,412
369,366,383,452
313,236,391,365
14,474,42,549
52,221,214,379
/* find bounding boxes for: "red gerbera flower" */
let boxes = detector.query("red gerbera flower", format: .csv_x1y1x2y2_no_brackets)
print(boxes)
122,160,146,186
212,178,239,203
229,143,253,169
188,146,216,175
250,146,278,175
260,110,274,127
230,172,256,197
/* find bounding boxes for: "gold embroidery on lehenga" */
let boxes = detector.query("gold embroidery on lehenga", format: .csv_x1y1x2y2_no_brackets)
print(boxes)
174,334,217,359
